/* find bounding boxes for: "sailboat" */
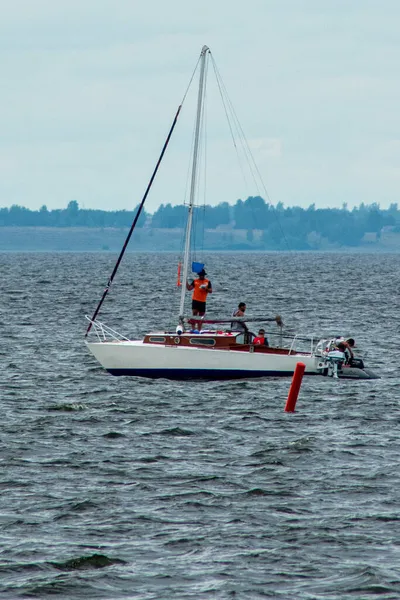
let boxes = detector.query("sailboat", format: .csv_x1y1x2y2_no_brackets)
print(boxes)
85,46,378,380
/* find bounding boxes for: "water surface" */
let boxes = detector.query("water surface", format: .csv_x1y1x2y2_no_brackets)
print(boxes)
1,252,399,599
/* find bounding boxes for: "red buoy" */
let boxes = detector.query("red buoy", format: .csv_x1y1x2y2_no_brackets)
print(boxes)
285,362,306,412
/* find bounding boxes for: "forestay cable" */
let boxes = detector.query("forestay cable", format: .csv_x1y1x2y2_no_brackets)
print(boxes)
85,61,201,336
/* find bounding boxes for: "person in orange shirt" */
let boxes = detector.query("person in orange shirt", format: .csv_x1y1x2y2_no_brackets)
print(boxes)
186,269,212,330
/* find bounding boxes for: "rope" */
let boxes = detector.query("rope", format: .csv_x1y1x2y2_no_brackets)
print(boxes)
210,54,291,250
87,54,205,334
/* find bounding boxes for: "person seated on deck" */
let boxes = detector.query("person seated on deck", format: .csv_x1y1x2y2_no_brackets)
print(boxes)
253,328,269,347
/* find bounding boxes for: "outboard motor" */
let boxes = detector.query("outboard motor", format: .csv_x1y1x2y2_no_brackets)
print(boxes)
325,349,346,379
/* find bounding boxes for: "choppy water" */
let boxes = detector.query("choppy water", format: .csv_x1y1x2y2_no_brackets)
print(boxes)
1,251,399,599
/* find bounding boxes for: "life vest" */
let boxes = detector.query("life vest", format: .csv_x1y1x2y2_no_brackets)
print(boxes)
253,336,265,345
192,278,210,302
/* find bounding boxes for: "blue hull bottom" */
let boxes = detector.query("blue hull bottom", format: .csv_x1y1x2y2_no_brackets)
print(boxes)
107,368,310,379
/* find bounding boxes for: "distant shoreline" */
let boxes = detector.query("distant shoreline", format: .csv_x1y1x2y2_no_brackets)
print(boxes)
0,226,399,252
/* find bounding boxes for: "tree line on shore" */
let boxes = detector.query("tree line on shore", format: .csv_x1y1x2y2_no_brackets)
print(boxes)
1,197,399,249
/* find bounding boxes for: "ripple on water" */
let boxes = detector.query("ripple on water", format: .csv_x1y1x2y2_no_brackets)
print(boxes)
0,252,399,599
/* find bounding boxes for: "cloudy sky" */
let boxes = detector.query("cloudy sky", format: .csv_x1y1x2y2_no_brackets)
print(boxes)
0,0,399,212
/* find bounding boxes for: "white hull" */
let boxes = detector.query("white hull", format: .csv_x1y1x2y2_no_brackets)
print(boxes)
85,340,320,379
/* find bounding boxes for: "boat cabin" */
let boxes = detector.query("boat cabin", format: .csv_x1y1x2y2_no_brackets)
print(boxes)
143,330,297,355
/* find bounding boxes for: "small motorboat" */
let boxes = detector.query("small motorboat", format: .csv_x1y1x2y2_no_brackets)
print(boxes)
314,338,379,380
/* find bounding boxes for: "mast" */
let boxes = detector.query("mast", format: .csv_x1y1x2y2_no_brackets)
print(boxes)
178,45,209,319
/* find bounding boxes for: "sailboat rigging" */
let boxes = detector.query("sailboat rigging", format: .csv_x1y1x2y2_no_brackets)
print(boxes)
85,103,182,337
85,46,378,380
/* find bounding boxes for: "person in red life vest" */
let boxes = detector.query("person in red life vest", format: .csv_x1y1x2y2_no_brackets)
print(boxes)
186,269,212,330
253,328,269,347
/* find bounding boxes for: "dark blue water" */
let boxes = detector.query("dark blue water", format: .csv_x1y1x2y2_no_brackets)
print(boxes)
1,252,399,599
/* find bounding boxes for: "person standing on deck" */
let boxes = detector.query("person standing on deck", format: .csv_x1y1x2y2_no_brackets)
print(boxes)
231,302,248,331
231,302,252,343
186,269,212,330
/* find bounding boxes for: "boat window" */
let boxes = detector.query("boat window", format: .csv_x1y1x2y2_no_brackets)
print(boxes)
149,336,166,343
189,338,216,346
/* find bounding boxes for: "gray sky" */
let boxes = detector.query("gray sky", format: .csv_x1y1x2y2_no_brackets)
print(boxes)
1,0,399,212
